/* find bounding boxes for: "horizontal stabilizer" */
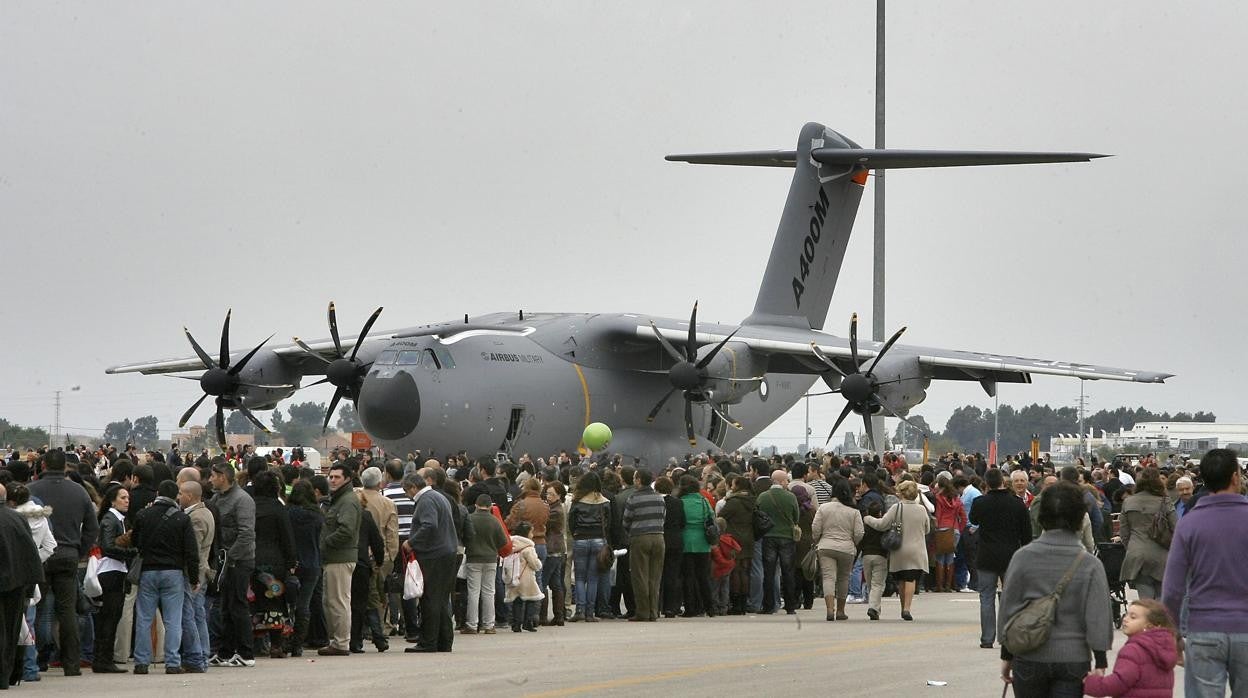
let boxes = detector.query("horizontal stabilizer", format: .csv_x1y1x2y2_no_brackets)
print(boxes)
811,149,1108,168
666,149,1108,169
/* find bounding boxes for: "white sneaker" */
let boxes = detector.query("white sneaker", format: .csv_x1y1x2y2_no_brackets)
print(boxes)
957,587,977,593
845,596,865,604
207,654,225,667
224,654,255,668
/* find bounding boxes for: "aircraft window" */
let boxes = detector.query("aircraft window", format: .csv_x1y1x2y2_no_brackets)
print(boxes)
436,348,456,369
375,350,398,365
422,348,442,370
396,350,422,365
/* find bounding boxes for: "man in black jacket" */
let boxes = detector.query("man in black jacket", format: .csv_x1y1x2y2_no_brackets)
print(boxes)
968,468,1032,649
0,497,43,689
132,481,198,674
27,449,97,677
350,508,387,653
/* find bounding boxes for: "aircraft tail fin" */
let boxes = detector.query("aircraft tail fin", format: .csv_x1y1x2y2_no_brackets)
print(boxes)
667,123,1106,330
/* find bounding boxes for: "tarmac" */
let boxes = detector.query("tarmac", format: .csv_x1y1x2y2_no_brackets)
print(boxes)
17,592,1184,697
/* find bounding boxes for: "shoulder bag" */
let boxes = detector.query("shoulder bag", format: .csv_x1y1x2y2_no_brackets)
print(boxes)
1146,496,1174,548
880,503,904,551
1001,552,1086,654
703,500,720,546
127,507,177,587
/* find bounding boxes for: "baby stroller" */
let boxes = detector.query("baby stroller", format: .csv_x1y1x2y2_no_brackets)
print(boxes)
1096,541,1127,628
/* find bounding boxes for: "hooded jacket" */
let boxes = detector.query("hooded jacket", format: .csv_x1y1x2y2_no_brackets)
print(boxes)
502,535,543,602
0,505,43,594
15,501,57,562
1082,627,1177,697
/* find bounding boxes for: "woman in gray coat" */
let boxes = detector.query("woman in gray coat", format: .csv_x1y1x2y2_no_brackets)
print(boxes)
1117,467,1175,600
810,476,863,622
864,480,930,621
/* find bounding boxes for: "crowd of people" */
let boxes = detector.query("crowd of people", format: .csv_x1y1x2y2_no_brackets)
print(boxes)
0,441,1244,696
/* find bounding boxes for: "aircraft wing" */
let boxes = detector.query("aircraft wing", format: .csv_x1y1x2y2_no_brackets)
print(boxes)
635,321,1173,386
104,329,405,376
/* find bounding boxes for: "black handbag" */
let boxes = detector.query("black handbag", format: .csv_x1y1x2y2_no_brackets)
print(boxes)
880,503,904,551
752,507,774,539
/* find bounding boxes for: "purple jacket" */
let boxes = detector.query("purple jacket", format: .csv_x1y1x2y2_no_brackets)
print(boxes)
1161,493,1248,633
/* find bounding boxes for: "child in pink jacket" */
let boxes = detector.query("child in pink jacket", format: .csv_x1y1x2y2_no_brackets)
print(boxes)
1083,599,1178,697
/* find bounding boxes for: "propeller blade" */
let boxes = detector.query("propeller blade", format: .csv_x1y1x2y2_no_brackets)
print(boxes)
165,375,203,381
684,395,696,446
825,402,855,445
219,309,232,370
178,393,209,428
707,402,743,430
862,413,877,452
849,312,859,367
183,328,215,370
876,400,930,437
228,333,276,376
304,377,331,388
349,306,384,361
215,400,227,450
695,328,739,370
292,337,332,366
686,302,699,362
645,387,679,423
323,388,344,434
866,325,908,375
235,404,271,434
328,301,343,359
809,343,848,378
648,322,686,364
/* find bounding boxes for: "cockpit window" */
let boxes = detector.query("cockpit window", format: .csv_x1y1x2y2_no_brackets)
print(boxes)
375,350,398,365
421,348,441,369
435,348,456,369
396,350,422,365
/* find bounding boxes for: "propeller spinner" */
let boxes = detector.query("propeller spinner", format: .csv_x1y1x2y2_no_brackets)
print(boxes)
646,302,744,446
293,302,384,433
810,312,929,451
177,310,287,449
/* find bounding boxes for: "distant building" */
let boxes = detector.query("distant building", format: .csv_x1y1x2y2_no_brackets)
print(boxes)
1048,421,1248,460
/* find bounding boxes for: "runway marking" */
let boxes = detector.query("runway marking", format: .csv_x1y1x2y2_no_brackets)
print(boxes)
524,624,976,697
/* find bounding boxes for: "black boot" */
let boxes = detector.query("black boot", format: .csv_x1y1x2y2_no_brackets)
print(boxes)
523,600,538,632
552,589,566,626
511,599,523,632
539,596,551,626
288,612,309,657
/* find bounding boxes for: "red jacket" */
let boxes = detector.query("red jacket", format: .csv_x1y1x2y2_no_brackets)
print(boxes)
1083,627,1177,697
710,533,740,579
934,494,967,531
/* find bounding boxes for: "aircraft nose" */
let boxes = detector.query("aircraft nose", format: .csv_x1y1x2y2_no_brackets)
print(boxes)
358,370,421,440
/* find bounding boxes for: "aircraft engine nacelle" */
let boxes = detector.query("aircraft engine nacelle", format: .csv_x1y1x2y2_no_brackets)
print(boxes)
231,349,300,410
866,354,930,415
697,342,766,405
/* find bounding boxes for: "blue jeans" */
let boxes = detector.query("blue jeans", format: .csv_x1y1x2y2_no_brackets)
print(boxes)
541,554,566,593
1184,631,1248,698
976,569,1001,645
23,603,37,679
180,586,208,670
571,539,605,613
935,530,960,565
848,556,863,598
748,546,763,611
134,570,185,668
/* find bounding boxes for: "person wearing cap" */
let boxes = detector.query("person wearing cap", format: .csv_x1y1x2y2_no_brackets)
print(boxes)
463,494,507,634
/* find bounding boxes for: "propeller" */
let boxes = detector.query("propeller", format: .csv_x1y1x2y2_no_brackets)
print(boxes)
645,302,744,446
177,310,286,448
810,312,929,451
292,301,384,433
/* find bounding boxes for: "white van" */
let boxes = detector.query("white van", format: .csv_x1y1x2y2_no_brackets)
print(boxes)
254,446,322,472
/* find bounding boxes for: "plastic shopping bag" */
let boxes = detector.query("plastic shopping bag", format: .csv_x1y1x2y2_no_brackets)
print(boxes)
83,547,104,599
402,549,425,600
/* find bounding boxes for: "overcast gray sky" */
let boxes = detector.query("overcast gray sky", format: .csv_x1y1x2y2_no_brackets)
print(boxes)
3,2,1244,450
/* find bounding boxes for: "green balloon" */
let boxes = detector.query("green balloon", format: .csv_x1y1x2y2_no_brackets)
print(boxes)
582,422,613,451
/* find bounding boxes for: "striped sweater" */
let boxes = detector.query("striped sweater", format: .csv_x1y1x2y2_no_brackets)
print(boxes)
623,488,666,538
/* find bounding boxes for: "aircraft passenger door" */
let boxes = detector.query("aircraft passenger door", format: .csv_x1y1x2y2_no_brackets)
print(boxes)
708,404,728,448
499,405,525,455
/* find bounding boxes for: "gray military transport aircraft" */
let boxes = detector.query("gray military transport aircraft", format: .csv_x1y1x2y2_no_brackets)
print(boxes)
108,122,1172,466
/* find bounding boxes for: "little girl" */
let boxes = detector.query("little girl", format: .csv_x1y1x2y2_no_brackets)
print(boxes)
502,521,544,632
1083,598,1179,697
